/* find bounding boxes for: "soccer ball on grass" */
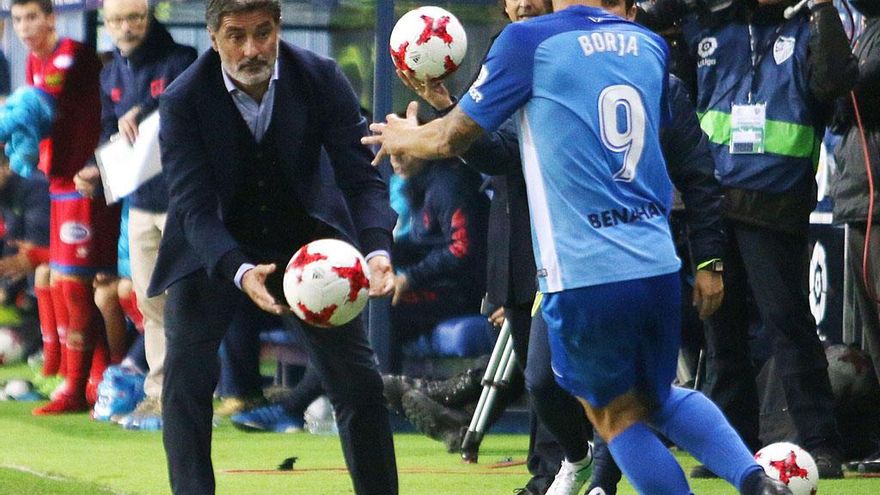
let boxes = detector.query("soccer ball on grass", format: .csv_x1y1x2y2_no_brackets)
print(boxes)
283,239,371,328
389,6,468,81
755,442,819,495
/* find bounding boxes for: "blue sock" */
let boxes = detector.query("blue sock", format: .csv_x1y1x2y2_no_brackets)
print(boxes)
607,422,692,495
652,386,764,492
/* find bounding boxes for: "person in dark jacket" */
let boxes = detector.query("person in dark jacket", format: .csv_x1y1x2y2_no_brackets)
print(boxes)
0,160,50,365
393,2,568,492
389,2,726,493
74,0,197,430
669,0,857,478
829,0,880,470
389,153,489,367
0,160,49,286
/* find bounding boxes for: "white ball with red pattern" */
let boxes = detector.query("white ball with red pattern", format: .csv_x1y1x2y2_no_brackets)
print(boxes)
283,239,371,328
0,327,24,366
755,442,819,495
389,6,468,81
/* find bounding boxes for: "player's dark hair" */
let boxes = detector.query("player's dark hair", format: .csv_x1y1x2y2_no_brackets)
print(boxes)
602,0,636,13
206,0,281,31
11,0,52,15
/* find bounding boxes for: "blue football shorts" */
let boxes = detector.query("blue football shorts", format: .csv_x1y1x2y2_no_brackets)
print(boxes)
542,271,681,409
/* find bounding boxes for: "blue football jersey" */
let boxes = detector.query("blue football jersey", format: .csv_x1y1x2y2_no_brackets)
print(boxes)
459,5,681,293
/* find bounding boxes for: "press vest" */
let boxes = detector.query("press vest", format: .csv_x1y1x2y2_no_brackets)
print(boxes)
683,14,822,193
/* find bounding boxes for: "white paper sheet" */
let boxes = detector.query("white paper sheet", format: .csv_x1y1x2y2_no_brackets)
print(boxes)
94,111,162,204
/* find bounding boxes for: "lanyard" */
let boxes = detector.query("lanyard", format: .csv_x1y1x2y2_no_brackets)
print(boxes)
746,22,787,103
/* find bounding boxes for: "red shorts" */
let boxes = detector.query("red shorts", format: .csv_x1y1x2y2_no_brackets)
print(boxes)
49,191,120,276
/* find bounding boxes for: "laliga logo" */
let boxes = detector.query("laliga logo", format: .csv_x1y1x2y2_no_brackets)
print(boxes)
697,37,718,59
59,222,91,244
809,241,827,329
697,37,718,68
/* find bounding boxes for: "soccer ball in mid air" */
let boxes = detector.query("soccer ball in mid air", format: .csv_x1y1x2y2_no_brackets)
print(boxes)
755,442,819,495
283,239,371,328
389,6,468,81
0,327,24,366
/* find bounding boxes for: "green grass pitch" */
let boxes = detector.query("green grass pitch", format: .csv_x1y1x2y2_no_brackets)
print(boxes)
1,363,878,494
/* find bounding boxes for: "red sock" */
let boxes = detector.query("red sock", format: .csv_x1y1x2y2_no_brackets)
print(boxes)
87,333,109,405
35,285,60,376
50,283,69,378
59,279,97,399
118,289,144,332
91,330,110,378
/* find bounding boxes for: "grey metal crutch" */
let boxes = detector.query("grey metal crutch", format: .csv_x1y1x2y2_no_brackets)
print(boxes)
460,318,518,463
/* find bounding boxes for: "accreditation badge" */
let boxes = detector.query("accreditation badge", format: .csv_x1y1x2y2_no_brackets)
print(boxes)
730,103,767,154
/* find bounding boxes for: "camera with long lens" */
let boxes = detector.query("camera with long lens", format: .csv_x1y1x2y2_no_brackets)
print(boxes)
636,0,748,30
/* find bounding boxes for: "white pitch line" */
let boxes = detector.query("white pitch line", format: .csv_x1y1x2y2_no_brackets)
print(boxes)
1,464,134,495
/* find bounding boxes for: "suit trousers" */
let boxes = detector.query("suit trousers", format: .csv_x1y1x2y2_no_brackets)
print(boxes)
703,220,839,452
504,303,566,490
522,305,593,464
128,208,167,400
844,223,880,385
162,269,398,495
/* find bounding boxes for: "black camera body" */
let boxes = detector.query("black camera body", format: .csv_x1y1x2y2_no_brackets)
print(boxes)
637,0,801,30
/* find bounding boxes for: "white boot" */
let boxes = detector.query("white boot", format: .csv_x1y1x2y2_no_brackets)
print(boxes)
545,444,593,495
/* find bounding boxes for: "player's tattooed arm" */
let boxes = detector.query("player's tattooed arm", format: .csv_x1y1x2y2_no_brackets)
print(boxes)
363,101,484,165
441,106,484,158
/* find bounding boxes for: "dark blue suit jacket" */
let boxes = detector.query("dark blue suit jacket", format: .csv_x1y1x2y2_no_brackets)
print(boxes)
148,42,396,296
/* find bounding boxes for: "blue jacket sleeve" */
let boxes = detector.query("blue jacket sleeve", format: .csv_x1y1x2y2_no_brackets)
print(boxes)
99,66,118,145
404,170,486,290
661,75,725,265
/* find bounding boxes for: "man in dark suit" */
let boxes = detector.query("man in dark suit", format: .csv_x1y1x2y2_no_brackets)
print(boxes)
147,0,398,493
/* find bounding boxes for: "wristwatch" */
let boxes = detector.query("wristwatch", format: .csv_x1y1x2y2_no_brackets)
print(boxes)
697,258,724,273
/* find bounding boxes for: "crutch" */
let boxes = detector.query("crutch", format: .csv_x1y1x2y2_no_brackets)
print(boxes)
460,318,518,463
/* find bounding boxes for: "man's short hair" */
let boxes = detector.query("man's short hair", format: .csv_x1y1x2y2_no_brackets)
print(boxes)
11,0,52,14
205,0,281,31
602,0,636,13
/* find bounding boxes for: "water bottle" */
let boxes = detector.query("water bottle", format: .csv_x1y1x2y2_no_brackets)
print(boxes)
304,396,338,435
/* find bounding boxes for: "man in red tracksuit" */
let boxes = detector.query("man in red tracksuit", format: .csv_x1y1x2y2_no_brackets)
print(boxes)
11,0,119,414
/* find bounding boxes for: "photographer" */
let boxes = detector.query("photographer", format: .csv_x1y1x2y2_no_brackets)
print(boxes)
828,0,880,470
639,0,857,479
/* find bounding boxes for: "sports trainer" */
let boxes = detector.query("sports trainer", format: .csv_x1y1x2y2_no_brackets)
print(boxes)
76,0,197,430
148,0,398,493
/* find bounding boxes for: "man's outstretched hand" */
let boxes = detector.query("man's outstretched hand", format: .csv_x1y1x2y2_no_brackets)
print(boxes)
242,263,290,315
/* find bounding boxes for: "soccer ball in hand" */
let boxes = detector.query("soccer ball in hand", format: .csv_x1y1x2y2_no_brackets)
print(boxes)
755,442,819,495
283,239,371,328
0,327,24,366
389,6,468,81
